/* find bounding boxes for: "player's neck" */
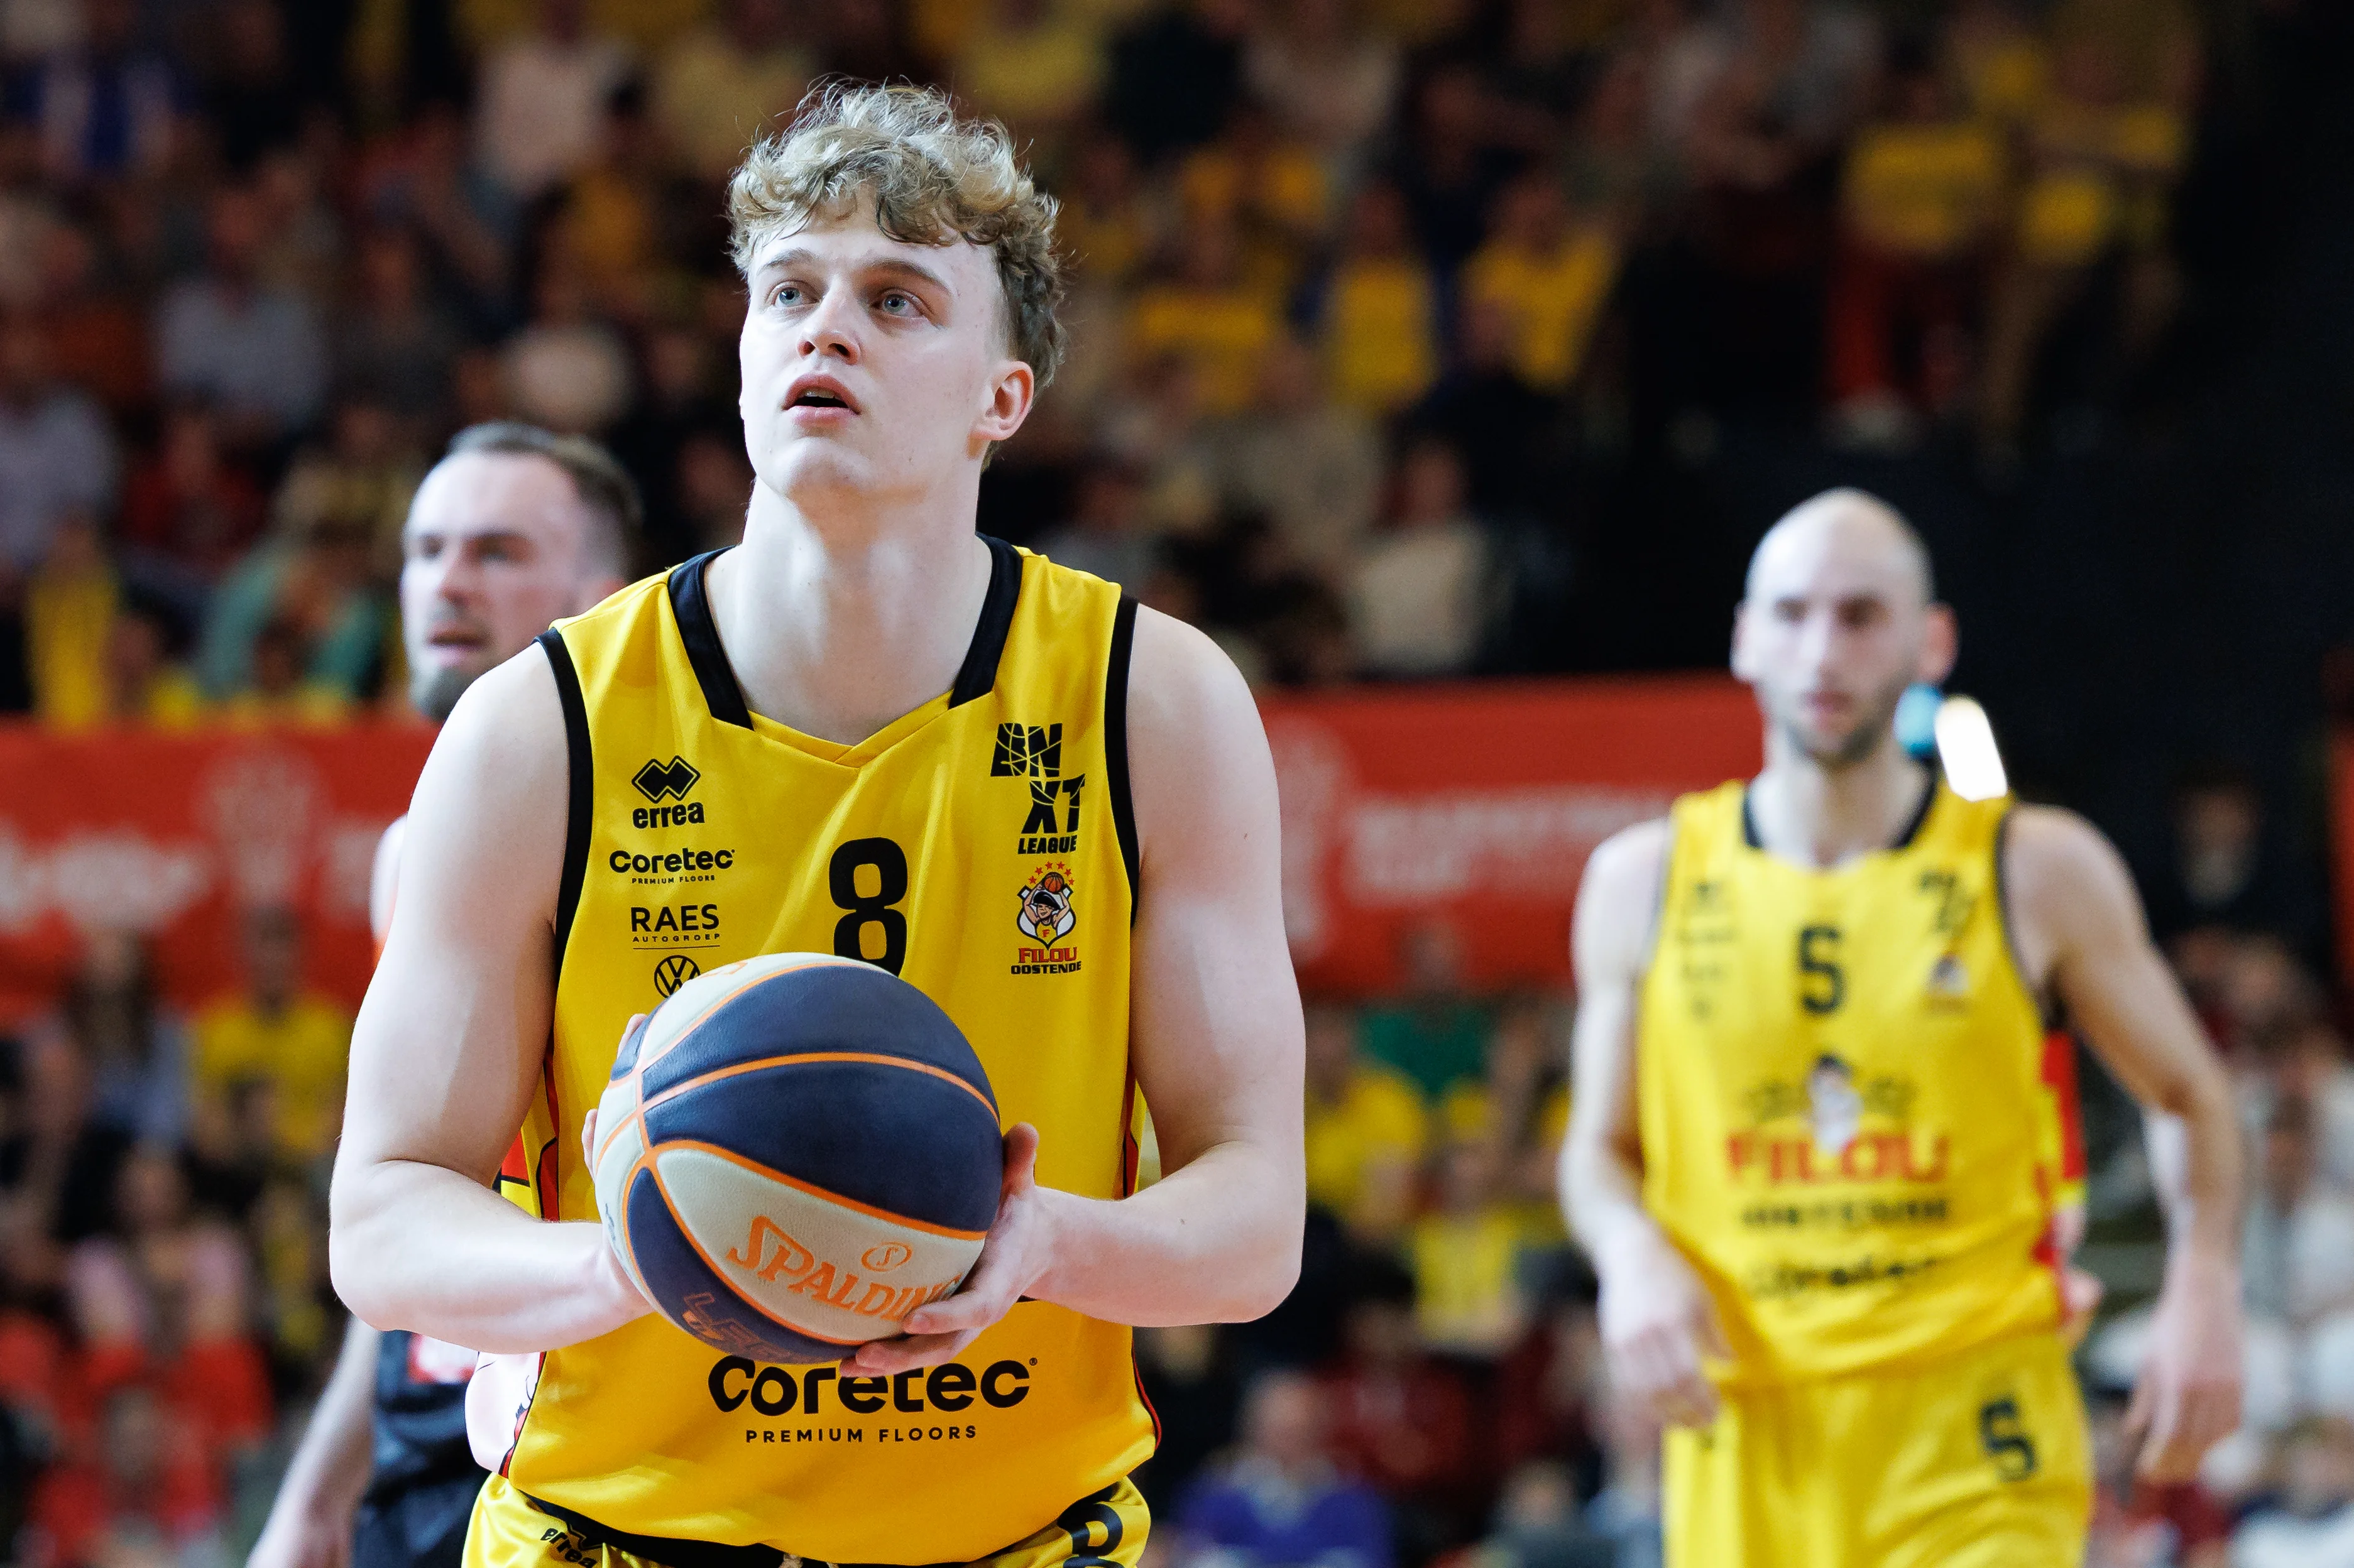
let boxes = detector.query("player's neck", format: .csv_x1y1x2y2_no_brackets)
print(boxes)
704,482,995,746
1749,739,1932,871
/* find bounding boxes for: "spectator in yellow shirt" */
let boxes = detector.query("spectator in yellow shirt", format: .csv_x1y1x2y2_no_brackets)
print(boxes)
1408,1133,1533,1361
1981,11,2195,460
1303,1003,1430,1244
650,0,811,182
1178,103,1329,299
1318,182,1439,418
191,907,352,1168
1826,50,2005,450
1460,173,1619,395
1126,222,1281,418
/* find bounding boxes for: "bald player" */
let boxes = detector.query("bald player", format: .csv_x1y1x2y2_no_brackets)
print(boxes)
251,423,634,1568
1562,489,2245,1565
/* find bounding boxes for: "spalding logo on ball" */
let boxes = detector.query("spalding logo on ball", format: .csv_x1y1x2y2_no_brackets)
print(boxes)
591,953,1002,1363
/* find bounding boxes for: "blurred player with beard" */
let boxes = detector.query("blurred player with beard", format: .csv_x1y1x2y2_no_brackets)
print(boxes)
249,423,634,1568
1562,489,2245,1566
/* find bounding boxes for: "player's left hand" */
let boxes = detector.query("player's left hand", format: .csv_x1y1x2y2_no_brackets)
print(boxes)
2124,1256,2244,1482
847,1123,1050,1376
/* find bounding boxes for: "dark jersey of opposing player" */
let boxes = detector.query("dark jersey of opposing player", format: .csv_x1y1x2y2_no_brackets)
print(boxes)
356,1330,485,1568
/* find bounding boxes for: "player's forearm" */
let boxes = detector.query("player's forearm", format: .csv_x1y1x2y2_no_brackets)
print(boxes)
329,1158,649,1353
270,1317,379,1523
2146,1062,2243,1270
1561,1131,1668,1273
1028,1140,1301,1325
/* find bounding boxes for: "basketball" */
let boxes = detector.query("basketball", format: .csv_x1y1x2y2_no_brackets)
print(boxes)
590,953,1003,1364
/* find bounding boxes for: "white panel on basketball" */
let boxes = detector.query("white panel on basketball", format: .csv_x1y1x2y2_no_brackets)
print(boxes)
591,1100,650,1295
652,1145,985,1346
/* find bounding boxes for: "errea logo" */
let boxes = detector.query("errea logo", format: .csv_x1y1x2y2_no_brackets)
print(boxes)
635,757,700,800
633,757,706,827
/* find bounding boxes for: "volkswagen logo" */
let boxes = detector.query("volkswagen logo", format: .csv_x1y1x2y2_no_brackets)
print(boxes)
654,954,701,996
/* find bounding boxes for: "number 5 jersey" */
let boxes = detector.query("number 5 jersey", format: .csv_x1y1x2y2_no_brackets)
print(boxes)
485,539,1156,1564
1636,779,2083,1388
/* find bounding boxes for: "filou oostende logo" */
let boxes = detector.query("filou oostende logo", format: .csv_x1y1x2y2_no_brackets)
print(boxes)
654,954,701,996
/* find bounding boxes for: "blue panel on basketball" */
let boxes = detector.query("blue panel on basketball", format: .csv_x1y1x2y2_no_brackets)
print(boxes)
638,961,994,1109
593,954,1003,1363
621,1161,843,1364
645,1059,1001,1233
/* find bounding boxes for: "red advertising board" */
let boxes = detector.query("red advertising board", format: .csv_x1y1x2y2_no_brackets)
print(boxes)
0,723,435,1023
0,675,1761,1019
1264,675,1761,994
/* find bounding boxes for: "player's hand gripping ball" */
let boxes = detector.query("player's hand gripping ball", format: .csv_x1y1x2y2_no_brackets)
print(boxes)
591,954,1003,1363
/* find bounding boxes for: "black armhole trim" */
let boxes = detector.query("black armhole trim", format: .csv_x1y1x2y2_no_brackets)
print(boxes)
666,550,753,729
1739,788,1761,850
538,630,593,975
1106,595,1141,923
950,535,1023,707
1991,805,2056,1028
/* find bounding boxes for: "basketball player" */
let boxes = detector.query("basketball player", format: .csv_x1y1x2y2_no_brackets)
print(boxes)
1562,489,2246,1566
250,425,634,1568
329,85,1305,1568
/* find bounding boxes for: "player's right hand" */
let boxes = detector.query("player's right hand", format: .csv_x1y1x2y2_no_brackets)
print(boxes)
1597,1227,1729,1430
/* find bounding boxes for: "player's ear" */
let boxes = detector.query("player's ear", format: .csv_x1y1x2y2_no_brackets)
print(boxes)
1729,601,1756,680
1918,602,1957,685
972,360,1034,451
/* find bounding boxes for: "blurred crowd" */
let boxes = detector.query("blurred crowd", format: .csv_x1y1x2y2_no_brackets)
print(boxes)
0,0,2213,722
0,1,2324,1566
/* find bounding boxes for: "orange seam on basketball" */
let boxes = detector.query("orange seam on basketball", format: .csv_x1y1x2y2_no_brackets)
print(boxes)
650,1138,990,1241
641,1051,999,1123
643,1153,867,1347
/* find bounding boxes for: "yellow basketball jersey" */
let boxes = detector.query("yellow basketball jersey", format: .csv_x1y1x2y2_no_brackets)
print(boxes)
1637,780,2069,1386
488,540,1157,1563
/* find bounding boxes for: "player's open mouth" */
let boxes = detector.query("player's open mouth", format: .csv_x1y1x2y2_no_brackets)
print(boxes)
786,375,860,414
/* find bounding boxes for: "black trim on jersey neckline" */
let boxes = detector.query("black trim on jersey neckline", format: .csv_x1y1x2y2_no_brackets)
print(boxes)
666,551,753,729
664,536,1024,727
537,629,593,971
1106,595,1141,923
1739,770,1939,856
949,534,1022,707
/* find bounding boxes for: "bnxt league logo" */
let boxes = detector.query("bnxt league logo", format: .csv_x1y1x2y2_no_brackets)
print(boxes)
635,756,701,801
654,954,701,996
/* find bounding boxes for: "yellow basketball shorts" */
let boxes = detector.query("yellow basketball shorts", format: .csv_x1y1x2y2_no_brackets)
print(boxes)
1664,1331,2090,1568
463,1473,1149,1568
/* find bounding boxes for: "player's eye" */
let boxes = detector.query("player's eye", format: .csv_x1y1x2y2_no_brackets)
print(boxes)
770,283,804,308
877,291,917,316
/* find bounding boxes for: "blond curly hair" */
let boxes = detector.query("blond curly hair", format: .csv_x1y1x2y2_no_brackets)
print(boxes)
728,82,1066,387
